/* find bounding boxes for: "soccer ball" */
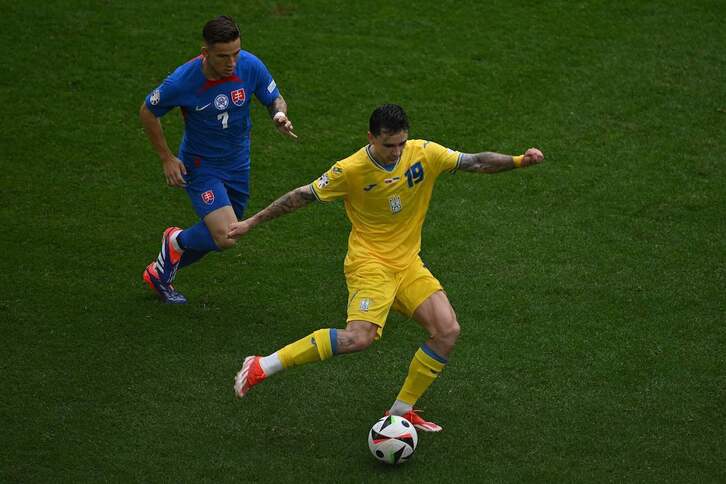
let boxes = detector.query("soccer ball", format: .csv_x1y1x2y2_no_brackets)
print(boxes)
368,415,418,464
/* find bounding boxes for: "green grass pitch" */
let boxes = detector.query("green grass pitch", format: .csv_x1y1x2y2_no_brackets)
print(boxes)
2,0,724,481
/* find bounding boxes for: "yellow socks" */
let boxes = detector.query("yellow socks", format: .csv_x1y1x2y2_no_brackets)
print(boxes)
396,344,447,405
277,328,337,369
273,333,448,407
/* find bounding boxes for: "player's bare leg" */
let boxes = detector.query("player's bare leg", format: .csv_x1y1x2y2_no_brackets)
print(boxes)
387,291,460,432
412,291,461,359
336,320,378,353
143,205,236,304
235,321,378,397
203,205,239,251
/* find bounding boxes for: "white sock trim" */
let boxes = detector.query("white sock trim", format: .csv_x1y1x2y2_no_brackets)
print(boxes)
170,230,184,253
259,353,283,376
388,399,413,416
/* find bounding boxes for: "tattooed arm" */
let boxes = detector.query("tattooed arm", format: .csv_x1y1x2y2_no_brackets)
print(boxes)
227,184,316,239
267,95,297,139
266,95,288,118
458,147,544,173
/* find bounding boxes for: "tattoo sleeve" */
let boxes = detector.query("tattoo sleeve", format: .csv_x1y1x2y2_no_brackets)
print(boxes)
267,95,288,117
458,152,516,173
250,185,316,226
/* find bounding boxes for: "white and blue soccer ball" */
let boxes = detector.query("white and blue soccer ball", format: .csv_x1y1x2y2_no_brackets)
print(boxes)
368,415,418,464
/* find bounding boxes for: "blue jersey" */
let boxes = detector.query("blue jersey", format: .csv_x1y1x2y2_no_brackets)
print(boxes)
145,51,280,163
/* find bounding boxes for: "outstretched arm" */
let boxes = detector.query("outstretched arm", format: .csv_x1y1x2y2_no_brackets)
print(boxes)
228,184,316,239
458,147,544,173
266,95,297,139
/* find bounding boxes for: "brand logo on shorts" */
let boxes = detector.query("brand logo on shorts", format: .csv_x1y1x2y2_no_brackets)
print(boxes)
201,190,215,205
231,88,246,106
214,94,229,110
360,298,370,312
388,195,402,214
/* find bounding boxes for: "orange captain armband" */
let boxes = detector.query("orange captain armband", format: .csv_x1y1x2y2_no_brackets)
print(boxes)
512,155,524,168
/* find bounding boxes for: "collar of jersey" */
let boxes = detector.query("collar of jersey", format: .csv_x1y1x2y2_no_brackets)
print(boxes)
366,145,399,173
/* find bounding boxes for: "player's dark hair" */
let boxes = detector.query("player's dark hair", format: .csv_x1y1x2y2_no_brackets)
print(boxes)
203,16,241,45
369,104,409,136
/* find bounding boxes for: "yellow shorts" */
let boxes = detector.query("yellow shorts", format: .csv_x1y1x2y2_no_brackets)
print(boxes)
345,256,443,338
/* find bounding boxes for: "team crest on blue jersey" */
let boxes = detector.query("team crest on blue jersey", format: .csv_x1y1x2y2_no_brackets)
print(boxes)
214,94,229,110
150,89,160,105
388,195,402,214
231,88,246,106
201,190,215,205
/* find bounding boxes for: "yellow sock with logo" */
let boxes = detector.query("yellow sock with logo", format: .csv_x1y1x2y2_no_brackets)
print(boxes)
396,344,447,405
277,328,337,369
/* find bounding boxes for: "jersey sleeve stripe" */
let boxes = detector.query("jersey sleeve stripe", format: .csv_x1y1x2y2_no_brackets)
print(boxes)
309,183,323,201
450,152,463,173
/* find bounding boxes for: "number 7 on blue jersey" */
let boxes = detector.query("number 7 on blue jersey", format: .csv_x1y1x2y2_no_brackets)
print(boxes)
217,111,229,129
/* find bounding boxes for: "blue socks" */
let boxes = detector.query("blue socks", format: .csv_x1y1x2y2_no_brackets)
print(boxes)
178,250,208,269
176,221,219,269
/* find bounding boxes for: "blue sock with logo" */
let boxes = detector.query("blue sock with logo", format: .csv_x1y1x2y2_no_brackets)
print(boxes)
176,221,219,269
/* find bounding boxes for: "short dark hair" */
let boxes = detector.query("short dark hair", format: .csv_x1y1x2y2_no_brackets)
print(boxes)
202,16,241,45
369,104,409,136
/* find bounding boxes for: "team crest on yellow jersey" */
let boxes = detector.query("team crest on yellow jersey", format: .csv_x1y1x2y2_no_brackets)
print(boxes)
388,195,402,214
308,139,461,271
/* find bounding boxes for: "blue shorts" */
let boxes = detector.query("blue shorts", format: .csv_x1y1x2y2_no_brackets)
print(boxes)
181,152,250,220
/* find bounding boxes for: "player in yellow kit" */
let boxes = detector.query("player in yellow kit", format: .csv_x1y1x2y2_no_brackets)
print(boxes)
228,104,543,431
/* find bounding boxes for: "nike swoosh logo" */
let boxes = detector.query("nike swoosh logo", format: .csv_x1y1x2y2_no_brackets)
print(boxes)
195,103,211,111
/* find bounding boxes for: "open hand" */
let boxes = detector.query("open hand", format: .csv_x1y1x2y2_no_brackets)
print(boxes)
162,155,187,187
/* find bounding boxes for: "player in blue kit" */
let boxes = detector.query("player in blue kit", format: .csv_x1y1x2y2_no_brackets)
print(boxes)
140,16,297,303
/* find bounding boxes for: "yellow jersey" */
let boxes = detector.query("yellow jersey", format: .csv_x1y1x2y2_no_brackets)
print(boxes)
310,139,461,272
